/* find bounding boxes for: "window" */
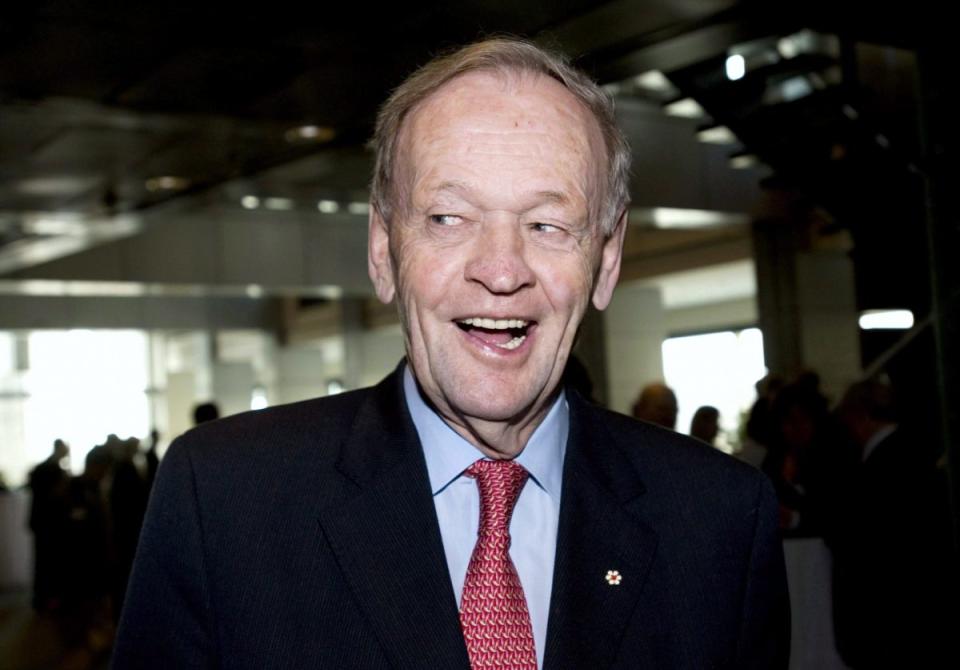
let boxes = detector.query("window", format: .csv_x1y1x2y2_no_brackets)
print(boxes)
662,328,766,452
21,330,151,475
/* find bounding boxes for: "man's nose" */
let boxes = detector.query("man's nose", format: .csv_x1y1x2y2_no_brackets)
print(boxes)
464,221,535,294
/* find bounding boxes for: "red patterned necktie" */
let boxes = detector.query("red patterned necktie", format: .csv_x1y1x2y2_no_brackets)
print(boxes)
459,459,538,670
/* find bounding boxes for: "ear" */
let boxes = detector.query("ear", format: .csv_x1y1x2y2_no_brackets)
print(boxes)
368,206,396,303
591,209,628,311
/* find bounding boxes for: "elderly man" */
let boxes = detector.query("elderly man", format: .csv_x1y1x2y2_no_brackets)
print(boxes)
114,38,789,669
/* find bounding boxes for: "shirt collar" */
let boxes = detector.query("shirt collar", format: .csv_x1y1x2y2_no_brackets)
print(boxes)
402,364,568,499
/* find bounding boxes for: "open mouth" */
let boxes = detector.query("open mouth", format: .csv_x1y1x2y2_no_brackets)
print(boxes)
456,317,533,351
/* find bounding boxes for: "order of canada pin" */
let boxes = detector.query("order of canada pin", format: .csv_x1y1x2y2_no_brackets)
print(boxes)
605,570,622,586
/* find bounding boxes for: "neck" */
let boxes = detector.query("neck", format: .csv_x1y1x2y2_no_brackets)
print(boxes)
437,391,560,460
447,414,544,459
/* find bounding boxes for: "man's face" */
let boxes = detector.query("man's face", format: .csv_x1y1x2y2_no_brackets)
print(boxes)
369,71,624,436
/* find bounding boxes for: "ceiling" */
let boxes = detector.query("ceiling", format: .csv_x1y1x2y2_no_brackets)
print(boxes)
0,0,948,316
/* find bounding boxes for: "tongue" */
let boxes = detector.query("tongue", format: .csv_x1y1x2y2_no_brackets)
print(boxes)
469,326,514,346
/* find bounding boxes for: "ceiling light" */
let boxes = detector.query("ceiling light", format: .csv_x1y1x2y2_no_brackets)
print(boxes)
725,54,746,81
652,208,741,229
284,125,336,144
663,97,705,119
776,35,801,59
245,284,264,299
317,200,340,214
347,202,370,215
763,76,814,105
264,197,294,211
781,76,813,101
16,177,100,196
633,70,674,93
601,82,622,96
842,104,859,120
20,215,87,236
631,207,749,229
859,310,914,330
696,125,737,144
776,29,837,60
241,195,260,209
145,175,190,192
729,153,759,169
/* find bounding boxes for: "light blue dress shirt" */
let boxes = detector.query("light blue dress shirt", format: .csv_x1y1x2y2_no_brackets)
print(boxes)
403,366,567,669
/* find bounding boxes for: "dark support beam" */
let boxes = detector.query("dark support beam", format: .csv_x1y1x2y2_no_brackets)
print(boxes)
751,190,805,378
917,47,960,553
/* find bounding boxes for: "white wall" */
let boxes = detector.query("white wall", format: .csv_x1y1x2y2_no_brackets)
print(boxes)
603,281,668,415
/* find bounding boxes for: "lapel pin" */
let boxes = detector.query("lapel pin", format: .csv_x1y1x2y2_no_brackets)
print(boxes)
605,569,622,586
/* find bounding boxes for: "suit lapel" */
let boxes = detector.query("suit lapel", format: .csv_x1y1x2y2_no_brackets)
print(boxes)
316,370,470,670
543,393,659,670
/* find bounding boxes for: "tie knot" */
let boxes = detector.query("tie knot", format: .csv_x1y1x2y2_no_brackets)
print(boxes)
465,459,529,537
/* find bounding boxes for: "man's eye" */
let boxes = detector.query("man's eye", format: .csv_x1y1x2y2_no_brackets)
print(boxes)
531,222,562,233
429,214,462,226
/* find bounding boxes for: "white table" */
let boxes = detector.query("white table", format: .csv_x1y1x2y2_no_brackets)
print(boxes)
784,537,850,670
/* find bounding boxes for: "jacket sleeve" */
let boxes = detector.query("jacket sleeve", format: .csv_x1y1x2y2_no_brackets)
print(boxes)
112,437,217,669
735,475,791,669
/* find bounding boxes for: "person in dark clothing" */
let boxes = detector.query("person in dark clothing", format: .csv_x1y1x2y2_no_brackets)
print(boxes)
109,437,149,621
690,405,720,446
144,429,161,489
192,402,220,425
27,438,70,611
831,379,957,668
60,445,114,652
114,37,790,669
761,379,845,537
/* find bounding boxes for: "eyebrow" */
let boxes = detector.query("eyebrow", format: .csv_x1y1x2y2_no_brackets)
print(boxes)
430,180,572,207
431,180,472,196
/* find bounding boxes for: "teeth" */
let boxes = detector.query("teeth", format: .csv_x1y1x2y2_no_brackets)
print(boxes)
495,335,527,350
459,317,528,330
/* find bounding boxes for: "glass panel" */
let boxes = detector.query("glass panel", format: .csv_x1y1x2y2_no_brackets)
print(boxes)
662,327,766,452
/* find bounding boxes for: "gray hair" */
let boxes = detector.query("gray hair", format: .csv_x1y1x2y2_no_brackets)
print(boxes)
369,36,631,236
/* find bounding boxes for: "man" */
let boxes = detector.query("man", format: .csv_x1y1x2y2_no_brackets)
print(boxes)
832,380,956,668
28,438,70,611
631,381,679,430
690,405,720,446
114,37,789,669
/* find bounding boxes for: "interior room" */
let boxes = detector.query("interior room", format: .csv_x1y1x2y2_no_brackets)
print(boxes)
0,2,956,668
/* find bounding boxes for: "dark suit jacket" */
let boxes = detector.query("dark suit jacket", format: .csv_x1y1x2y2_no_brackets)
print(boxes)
113,366,789,669
831,427,957,668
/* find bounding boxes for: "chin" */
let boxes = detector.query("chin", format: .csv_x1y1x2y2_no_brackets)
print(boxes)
444,383,546,424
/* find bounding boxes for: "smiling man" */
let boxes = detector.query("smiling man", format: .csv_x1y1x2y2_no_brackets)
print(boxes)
114,38,789,670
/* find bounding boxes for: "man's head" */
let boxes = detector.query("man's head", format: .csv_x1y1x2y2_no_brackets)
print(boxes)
193,401,220,425
631,382,678,430
367,38,631,455
837,379,897,449
52,438,69,461
690,405,720,445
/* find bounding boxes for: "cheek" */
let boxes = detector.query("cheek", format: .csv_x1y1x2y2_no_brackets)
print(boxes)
535,254,596,317
394,246,458,316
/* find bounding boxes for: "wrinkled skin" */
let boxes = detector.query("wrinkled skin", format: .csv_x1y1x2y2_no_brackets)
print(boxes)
369,71,626,458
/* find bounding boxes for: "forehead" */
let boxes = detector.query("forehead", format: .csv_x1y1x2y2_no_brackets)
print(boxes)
397,70,603,200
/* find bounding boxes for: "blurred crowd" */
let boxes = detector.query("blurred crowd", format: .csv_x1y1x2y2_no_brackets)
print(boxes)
630,371,957,668
24,431,160,663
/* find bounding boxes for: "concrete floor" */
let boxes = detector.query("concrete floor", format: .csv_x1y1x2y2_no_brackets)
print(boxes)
0,590,112,670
